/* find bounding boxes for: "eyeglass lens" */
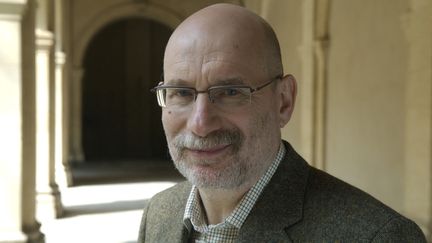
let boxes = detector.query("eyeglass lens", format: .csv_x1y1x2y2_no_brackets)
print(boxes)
156,86,252,109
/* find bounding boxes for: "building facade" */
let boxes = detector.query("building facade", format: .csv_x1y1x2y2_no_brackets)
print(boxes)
0,0,431,242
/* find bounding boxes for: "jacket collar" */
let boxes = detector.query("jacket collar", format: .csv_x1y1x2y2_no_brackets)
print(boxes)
237,141,310,242
168,141,310,243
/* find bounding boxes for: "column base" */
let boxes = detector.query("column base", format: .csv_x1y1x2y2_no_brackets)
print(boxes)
69,148,85,164
56,160,74,187
23,221,45,243
64,164,74,187
36,185,63,221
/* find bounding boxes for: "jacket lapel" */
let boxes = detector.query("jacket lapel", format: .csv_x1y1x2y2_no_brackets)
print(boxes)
145,182,192,243
166,223,189,243
161,213,189,243
162,187,191,243
237,141,310,242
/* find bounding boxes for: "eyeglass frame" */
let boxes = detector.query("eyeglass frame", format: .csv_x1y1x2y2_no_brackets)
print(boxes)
150,74,283,108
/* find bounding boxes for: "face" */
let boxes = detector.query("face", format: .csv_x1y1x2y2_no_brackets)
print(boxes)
161,28,284,190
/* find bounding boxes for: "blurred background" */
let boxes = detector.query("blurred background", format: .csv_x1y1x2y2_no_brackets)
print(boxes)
0,0,431,242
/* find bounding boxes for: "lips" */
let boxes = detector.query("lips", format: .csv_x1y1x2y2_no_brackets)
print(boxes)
172,130,243,162
186,144,231,157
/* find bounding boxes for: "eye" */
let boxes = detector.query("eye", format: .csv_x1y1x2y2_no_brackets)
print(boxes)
211,88,241,100
165,88,195,106
176,89,194,97
224,88,239,96
167,88,194,98
210,87,250,104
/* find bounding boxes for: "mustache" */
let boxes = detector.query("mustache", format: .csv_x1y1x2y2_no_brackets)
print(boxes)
173,130,243,150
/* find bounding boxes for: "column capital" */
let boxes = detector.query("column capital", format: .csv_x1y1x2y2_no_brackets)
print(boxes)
36,28,54,49
0,0,28,20
55,51,66,66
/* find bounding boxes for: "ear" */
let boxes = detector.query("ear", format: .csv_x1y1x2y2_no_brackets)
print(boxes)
278,74,297,128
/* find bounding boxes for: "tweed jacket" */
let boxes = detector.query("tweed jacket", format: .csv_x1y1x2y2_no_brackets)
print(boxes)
138,141,426,242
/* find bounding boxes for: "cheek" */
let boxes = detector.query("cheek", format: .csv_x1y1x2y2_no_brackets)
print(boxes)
162,109,186,141
162,109,179,140
226,115,251,139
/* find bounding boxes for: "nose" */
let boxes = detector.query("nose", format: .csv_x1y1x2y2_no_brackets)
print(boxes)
186,93,221,137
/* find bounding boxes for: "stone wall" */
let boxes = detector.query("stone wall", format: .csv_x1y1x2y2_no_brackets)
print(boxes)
245,0,432,237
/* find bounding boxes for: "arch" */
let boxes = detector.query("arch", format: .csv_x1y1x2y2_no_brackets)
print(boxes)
73,2,182,68
81,18,171,161
68,2,181,164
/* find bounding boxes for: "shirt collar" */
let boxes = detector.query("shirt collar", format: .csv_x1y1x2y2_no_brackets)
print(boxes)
183,142,286,232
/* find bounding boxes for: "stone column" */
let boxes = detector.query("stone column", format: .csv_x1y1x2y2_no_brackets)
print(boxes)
35,0,63,221
0,0,44,242
252,0,316,162
69,67,85,164
68,0,84,167
311,0,330,170
53,0,73,188
35,28,63,220
402,0,432,238
54,51,73,187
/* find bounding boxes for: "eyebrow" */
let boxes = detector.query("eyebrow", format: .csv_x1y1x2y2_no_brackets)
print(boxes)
163,77,245,87
213,77,244,86
163,79,190,86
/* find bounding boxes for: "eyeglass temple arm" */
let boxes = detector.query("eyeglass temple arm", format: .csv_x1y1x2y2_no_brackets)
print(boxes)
150,81,166,92
251,75,283,92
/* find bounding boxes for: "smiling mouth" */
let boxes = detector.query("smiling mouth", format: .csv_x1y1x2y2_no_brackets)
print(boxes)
186,144,231,157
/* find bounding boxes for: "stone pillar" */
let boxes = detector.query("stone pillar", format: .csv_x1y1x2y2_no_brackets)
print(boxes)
54,51,73,187
35,28,63,220
69,67,85,164
0,0,44,242
311,0,330,170
53,0,73,188
402,0,432,238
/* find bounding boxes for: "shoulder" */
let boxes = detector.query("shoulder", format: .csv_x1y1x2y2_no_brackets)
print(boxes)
370,214,427,242
145,181,192,215
138,181,192,242
300,166,425,241
150,181,192,202
306,167,402,226
279,141,426,241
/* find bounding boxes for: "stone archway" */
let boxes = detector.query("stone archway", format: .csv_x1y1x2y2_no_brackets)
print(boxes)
82,17,171,161
68,2,182,163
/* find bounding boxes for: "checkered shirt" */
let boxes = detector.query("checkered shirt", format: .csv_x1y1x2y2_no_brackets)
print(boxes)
183,142,286,243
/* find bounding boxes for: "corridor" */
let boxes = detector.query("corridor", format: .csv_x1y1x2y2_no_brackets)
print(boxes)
41,161,183,243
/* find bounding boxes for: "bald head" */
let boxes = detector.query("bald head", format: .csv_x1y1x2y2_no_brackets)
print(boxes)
164,3,283,82
160,4,297,192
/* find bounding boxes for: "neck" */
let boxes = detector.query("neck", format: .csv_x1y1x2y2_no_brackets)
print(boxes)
197,185,251,225
196,142,282,225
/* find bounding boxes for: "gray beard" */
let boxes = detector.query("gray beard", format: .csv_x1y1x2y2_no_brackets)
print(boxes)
166,108,276,190
169,129,252,189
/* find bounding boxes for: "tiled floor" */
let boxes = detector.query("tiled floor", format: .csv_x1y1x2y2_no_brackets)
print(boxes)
41,161,183,243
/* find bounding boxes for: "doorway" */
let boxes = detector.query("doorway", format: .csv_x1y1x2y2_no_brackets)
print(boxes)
82,18,171,162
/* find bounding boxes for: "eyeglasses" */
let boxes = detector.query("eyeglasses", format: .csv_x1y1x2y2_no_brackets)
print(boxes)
151,75,282,110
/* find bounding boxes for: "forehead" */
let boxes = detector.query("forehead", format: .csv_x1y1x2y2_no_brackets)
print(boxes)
164,35,266,85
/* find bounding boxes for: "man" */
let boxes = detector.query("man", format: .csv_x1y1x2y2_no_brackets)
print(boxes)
138,3,426,242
